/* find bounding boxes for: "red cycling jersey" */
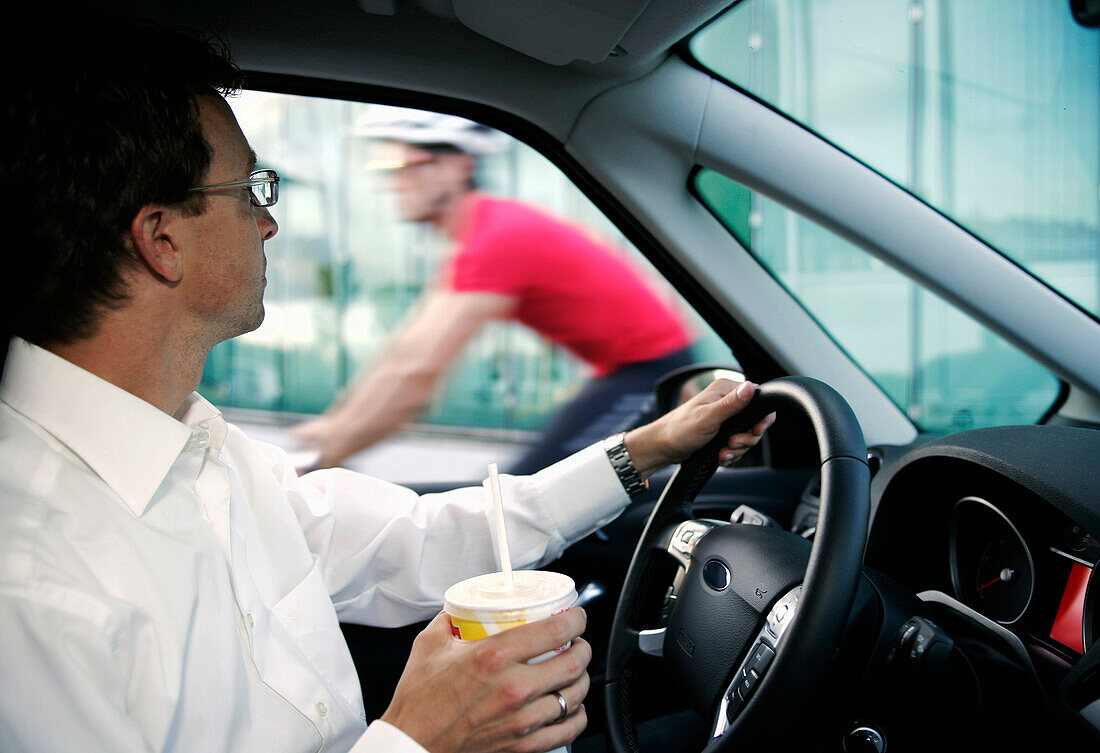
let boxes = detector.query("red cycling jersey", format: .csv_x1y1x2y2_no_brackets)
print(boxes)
446,193,692,376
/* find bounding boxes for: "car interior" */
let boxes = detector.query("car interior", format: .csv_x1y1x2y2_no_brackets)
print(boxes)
47,0,1100,750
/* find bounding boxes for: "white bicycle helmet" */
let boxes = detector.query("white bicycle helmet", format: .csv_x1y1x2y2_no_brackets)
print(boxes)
354,106,506,155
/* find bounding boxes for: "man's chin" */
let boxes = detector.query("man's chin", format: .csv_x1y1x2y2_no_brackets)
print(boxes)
228,306,265,341
249,306,265,333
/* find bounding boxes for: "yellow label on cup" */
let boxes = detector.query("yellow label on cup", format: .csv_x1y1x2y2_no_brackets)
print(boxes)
449,615,529,640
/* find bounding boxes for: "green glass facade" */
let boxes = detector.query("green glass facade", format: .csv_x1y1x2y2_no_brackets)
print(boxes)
690,0,1097,432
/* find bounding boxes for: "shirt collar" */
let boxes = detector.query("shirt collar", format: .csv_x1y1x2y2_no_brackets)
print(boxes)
0,337,227,516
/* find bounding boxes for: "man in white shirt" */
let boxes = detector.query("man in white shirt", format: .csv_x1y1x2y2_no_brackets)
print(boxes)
0,13,773,753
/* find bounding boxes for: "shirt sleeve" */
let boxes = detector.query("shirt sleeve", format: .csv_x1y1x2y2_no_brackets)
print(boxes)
349,720,430,753
0,581,152,753
252,440,629,628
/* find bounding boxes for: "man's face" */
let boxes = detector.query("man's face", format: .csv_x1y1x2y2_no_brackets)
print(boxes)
181,95,279,344
379,142,475,224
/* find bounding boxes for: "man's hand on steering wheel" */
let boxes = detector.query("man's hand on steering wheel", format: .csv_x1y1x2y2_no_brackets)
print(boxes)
624,379,777,478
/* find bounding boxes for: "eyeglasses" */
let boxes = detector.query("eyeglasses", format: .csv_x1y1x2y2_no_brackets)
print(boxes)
190,168,280,208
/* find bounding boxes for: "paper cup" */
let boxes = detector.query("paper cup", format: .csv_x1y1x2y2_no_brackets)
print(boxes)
444,570,577,663
445,570,577,753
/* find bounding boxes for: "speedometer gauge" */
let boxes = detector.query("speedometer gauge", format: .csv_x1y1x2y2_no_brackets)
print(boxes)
949,497,1035,625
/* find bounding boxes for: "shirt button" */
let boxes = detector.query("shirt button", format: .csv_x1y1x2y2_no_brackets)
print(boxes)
315,701,329,718
246,613,255,628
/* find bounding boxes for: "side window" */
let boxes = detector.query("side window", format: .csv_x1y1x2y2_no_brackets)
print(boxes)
201,92,727,438
695,168,1062,433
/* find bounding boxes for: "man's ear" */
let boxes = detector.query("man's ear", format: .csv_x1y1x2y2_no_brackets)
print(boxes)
129,205,184,283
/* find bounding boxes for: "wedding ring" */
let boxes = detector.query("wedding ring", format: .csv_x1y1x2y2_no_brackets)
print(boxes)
553,690,568,722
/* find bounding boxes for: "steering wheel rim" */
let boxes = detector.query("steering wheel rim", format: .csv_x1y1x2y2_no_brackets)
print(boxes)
603,376,870,751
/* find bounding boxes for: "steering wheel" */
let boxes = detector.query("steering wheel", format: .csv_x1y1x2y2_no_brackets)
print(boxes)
603,377,870,751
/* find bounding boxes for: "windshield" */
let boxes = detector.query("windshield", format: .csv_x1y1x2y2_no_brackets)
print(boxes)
694,168,1062,433
687,0,1096,433
690,0,1100,321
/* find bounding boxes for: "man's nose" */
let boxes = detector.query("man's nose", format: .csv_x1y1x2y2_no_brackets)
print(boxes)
257,207,279,240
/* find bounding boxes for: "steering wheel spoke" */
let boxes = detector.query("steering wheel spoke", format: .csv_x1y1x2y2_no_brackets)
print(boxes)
620,519,722,662
635,627,667,657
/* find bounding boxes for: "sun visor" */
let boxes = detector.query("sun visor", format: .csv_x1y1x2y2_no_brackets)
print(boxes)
451,0,652,65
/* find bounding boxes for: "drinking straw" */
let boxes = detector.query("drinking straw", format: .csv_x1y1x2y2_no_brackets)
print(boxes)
488,463,514,588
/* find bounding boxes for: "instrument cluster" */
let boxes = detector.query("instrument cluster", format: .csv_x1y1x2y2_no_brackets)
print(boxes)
947,494,1098,654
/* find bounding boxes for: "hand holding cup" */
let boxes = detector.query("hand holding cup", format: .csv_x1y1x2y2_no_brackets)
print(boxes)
381,607,590,753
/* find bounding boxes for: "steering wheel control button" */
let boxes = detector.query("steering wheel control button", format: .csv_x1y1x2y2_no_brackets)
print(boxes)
667,520,716,568
660,568,686,623
765,603,789,638
724,688,743,722
736,668,759,700
703,559,731,591
893,616,953,668
772,602,788,622
729,504,780,527
896,619,919,648
747,643,775,674
765,585,802,639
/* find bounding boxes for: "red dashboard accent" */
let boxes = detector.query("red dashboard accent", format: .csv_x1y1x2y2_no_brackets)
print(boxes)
1050,562,1091,653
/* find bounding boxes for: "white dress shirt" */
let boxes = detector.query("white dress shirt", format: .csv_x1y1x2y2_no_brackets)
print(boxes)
0,338,629,753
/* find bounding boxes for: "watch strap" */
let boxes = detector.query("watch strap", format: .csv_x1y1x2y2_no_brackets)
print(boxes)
603,432,648,497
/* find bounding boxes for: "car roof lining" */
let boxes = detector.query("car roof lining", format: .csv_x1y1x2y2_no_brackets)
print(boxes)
94,0,732,137
387,0,732,67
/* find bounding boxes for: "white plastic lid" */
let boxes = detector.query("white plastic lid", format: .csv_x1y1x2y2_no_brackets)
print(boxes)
444,570,575,614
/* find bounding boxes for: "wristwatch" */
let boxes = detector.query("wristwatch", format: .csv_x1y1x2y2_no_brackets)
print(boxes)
603,432,649,497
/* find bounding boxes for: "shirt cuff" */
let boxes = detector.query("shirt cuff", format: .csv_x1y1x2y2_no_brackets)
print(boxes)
531,440,630,543
350,720,430,753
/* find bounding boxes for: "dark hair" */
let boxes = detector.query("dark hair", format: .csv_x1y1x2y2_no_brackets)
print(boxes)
0,13,244,346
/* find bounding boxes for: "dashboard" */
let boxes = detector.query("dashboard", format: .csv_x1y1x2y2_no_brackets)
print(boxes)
865,425,1100,665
